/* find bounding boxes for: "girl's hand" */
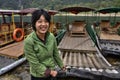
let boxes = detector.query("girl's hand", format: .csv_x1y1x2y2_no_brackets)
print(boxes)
50,70,57,77
62,66,66,71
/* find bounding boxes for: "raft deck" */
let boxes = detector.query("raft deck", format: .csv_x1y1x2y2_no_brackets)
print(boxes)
96,21,120,55
58,32,113,71
100,32,120,41
0,41,23,58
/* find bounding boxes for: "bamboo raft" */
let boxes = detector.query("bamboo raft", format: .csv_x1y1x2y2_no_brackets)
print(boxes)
58,32,111,70
0,41,25,75
58,32,120,79
94,20,120,56
0,41,23,58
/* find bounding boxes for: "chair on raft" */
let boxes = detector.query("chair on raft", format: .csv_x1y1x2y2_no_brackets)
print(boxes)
70,21,87,37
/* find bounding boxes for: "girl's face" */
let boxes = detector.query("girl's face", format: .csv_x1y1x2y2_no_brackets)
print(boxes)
35,15,49,34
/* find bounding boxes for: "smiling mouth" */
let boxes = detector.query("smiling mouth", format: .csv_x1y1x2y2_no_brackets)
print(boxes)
40,27,47,31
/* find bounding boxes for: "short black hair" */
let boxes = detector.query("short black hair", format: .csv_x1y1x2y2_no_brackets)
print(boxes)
31,9,51,31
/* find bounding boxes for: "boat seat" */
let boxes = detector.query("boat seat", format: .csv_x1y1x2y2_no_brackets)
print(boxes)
0,23,9,32
108,22,120,34
100,20,111,30
70,21,86,37
101,21,120,34
99,20,115,34
111,22,120,30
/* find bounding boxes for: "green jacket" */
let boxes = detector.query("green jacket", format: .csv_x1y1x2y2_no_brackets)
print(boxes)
24,31,63,77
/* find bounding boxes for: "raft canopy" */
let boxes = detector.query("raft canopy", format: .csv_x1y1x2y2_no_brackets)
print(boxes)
0,8,37,15
95,7,120,14
59,6,95,14
47,10,58,15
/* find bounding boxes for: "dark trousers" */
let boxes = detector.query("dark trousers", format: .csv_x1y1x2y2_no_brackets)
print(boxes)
31,75,57,80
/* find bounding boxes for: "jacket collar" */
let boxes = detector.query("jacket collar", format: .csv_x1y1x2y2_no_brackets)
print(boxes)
32,31,50,45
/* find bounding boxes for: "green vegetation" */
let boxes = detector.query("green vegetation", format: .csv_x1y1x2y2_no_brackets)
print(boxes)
0,0,120,10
